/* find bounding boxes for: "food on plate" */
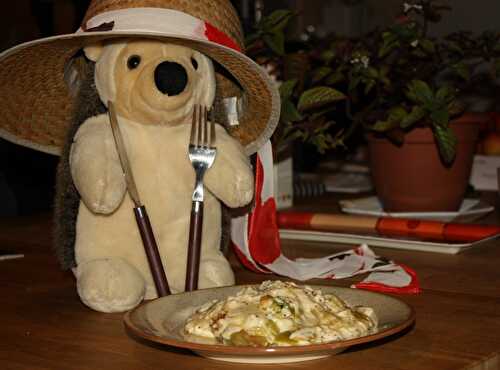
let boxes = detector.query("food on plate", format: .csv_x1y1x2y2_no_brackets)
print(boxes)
182,280,377,347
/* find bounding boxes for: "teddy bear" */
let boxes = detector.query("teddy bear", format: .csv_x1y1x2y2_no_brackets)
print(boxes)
58,38,255,313
0,0,280,314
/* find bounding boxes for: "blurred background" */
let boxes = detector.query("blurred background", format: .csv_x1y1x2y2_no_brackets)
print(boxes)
0,0,499,216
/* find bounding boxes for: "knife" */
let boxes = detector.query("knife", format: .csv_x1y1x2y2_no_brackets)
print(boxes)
107,101,171,296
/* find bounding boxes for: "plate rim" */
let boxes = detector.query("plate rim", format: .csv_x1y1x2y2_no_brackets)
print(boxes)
339,196,493,220
123,284,416,356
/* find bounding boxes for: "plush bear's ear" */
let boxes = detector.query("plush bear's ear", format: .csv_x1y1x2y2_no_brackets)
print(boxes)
84,43,104,62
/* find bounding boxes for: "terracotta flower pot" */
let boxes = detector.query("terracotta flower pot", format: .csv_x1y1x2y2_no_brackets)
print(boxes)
367,113,485,212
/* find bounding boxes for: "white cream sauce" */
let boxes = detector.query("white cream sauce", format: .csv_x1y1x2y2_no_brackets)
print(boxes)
183,281,378,347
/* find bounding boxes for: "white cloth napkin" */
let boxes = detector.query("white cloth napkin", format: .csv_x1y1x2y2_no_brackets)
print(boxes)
231,141,421,294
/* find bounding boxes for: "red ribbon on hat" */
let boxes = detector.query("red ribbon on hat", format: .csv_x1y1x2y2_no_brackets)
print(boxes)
204,22,241,52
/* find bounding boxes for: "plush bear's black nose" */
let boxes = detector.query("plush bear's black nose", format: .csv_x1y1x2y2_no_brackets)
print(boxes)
154,61,188,96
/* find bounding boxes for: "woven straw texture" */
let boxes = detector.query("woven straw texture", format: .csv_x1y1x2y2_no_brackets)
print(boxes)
0,0,279,156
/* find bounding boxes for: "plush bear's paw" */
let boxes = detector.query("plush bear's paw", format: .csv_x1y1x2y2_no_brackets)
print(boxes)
76,258,146,313
198,257,235,289
144,284,161,300
70,116,127,214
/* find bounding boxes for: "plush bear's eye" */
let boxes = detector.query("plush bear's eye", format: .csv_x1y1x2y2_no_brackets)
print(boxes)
127,55,141,70
191,57,198,70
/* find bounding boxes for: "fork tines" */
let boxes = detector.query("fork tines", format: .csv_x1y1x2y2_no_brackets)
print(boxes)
190,104,215,149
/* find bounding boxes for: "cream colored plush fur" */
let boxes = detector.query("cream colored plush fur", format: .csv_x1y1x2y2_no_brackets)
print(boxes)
70,39,254,312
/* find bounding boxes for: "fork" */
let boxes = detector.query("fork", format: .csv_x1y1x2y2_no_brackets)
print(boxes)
185,104,216,292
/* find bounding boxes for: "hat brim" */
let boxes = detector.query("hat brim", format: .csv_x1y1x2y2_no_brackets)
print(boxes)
0,31,280,156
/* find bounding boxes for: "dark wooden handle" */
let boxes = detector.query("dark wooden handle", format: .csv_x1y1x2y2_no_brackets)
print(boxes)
185,201,204,292
134,206,171,296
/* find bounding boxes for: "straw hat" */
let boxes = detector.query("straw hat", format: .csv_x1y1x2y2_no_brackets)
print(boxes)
0,0,280,156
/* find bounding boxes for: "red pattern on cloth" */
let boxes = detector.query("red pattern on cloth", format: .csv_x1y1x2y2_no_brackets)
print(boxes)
231,245,266,273
248,156,281,265
353,264,422,294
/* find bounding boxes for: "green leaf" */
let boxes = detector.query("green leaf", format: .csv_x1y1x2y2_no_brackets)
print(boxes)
282,128,307,144
434,125,457,164
310,133,333,154
364,80,376,94
397,57,409,66
420,39,436,54
280,100,303,123
371,106,407,132
261,10,293,32
262,32,285,55
244,32,261,47
310,107,337,121
365,67,379,79
382,31,398,44
411,49,427,58
279,79,298,100
392,22,418,39
401,106,426,128
388,106,408,123
320,50,336,63
436,85,455,104
325,70,345,85
312,67,333,83
452,62,470,81
378,65,391,87
380,76,391,88
348,75,362,92
407,80,434,105
372,120,398,132
379,32,400,58
430,109,449,127
297,86,346,112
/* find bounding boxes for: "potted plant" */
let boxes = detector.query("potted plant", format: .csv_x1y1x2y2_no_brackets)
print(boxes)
246,10,349,208
247,1,500,212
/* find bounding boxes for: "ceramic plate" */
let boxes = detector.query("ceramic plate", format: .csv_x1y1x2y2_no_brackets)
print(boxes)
124,284,415,364
339,196,494,222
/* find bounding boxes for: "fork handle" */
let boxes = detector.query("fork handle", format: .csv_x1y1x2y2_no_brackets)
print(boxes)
185,200,204,292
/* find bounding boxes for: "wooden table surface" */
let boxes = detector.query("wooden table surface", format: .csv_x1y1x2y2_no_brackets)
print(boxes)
1,199,500,370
